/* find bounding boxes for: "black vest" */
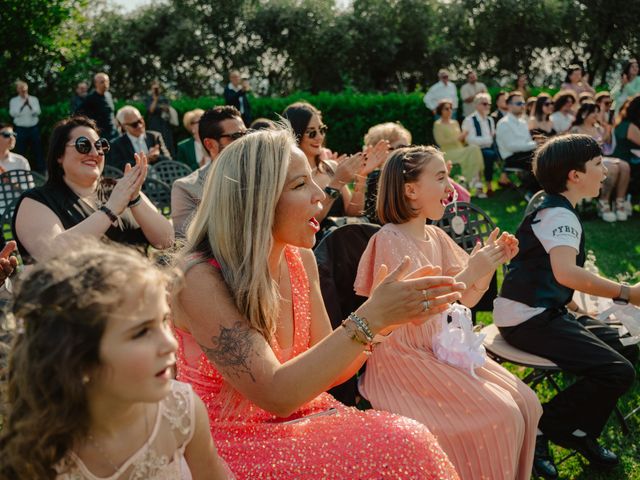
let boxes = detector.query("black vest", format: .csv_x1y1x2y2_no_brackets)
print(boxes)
500,194,585,308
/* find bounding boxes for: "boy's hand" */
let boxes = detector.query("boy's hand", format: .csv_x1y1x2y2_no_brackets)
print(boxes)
496,232,519,262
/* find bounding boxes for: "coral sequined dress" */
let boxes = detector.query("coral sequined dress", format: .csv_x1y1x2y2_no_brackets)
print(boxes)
175,245,459,479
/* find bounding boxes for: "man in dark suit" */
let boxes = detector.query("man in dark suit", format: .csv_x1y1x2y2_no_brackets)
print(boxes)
223,70,252,126
107,105,172,172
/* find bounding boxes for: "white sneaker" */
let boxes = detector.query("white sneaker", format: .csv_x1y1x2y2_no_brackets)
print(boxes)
598,200,616,222
616,200,628,221
476,191,488,199
624,199,633,216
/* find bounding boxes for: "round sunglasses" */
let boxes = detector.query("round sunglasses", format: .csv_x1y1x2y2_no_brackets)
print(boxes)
305,125,328,139
66,136,111,155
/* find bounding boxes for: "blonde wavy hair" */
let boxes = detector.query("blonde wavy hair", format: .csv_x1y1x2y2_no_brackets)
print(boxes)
185,127,294,341
363,122,412,148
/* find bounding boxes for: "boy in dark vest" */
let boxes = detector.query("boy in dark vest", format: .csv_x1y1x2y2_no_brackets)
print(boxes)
493,134,639,477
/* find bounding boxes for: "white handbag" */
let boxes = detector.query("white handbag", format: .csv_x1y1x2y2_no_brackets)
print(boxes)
433,303,487,378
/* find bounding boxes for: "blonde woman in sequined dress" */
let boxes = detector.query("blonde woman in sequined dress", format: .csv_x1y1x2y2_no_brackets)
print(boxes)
171,128,465,479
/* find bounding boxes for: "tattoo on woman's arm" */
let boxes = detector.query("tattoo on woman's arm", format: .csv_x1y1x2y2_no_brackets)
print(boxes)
198,321,256,382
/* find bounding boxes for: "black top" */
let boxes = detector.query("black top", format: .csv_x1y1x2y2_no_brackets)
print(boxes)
500,193,586,309
78,91,117,139
12,180,148,264
223,85,252,126
529,127,557,139
106,131,173,172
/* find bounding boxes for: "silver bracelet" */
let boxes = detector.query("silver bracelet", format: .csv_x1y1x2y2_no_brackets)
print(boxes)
347,312,374,342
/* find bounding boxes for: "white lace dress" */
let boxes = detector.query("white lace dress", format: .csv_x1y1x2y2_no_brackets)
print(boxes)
57,381,197,480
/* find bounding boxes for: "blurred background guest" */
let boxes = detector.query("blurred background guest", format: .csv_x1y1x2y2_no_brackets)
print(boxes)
224,70,253,126
145,80,176,156
561,64,595,96
0,123,30,173
9,80,44,173
177,108,209,170
70,81,88,115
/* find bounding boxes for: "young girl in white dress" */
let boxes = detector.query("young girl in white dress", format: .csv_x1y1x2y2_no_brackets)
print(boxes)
0,240,232,480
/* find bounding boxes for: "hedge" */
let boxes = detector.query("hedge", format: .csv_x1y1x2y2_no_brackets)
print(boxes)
0,88,565,160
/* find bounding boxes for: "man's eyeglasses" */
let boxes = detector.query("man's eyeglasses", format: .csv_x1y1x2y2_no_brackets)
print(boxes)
602,101,612,107
478,102,490,106
66,136,110,155
0,131,17,139
543,101,553,106
305,125,328,139
218,130,249,141
125,119,144,128
512,101,526,107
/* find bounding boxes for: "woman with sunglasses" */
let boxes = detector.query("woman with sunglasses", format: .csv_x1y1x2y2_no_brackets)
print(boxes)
0,122,30,174
283,102,381,231
13,116,174,264
528,94,557,140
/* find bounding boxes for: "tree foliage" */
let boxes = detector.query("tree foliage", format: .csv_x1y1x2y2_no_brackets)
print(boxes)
4,0,638,103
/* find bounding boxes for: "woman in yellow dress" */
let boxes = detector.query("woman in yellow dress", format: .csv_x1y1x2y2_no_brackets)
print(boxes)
433,99,484,195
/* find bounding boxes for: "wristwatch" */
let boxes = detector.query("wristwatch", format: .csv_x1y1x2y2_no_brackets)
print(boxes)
324,186,341,199
613,282,630,305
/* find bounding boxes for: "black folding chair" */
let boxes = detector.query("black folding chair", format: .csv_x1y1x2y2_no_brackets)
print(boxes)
102,165,124,179
434,201,499,322
149,160,193,186
314,222,381,406
0,170,45,215
142,178,172,216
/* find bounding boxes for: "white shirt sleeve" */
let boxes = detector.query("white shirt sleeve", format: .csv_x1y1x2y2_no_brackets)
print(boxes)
531,207,582,254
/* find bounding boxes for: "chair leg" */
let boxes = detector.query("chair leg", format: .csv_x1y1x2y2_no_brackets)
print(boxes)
614,405,631,436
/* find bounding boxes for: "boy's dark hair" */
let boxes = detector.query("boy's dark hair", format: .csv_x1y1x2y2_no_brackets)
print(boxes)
0,122,12,130
533,134,602,194
495,91,507,102
198,105,242,143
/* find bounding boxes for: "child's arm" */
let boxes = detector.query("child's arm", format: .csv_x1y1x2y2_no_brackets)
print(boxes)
550,246,640,305
184,395,233,479
456,229,518,307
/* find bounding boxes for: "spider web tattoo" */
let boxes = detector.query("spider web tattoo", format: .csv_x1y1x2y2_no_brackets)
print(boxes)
199,321,256,382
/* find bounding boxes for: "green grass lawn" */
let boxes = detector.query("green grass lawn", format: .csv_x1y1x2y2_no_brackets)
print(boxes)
474,188,640,480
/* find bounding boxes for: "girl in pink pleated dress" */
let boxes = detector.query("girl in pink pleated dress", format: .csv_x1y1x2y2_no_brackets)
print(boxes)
354,145,543,480
172,129,465,479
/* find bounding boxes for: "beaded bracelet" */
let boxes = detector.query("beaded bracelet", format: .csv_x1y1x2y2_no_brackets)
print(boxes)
128,195,142,208
341,318,370,346
348,312,374,342
98,205,118,223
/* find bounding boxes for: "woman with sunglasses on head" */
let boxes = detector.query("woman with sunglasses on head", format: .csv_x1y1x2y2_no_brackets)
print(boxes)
283,102,382,230
13,116,174,264
528,94,557,140
0,122,30,174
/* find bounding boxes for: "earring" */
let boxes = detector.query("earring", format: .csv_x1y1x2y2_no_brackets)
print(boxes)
82,374,90,385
